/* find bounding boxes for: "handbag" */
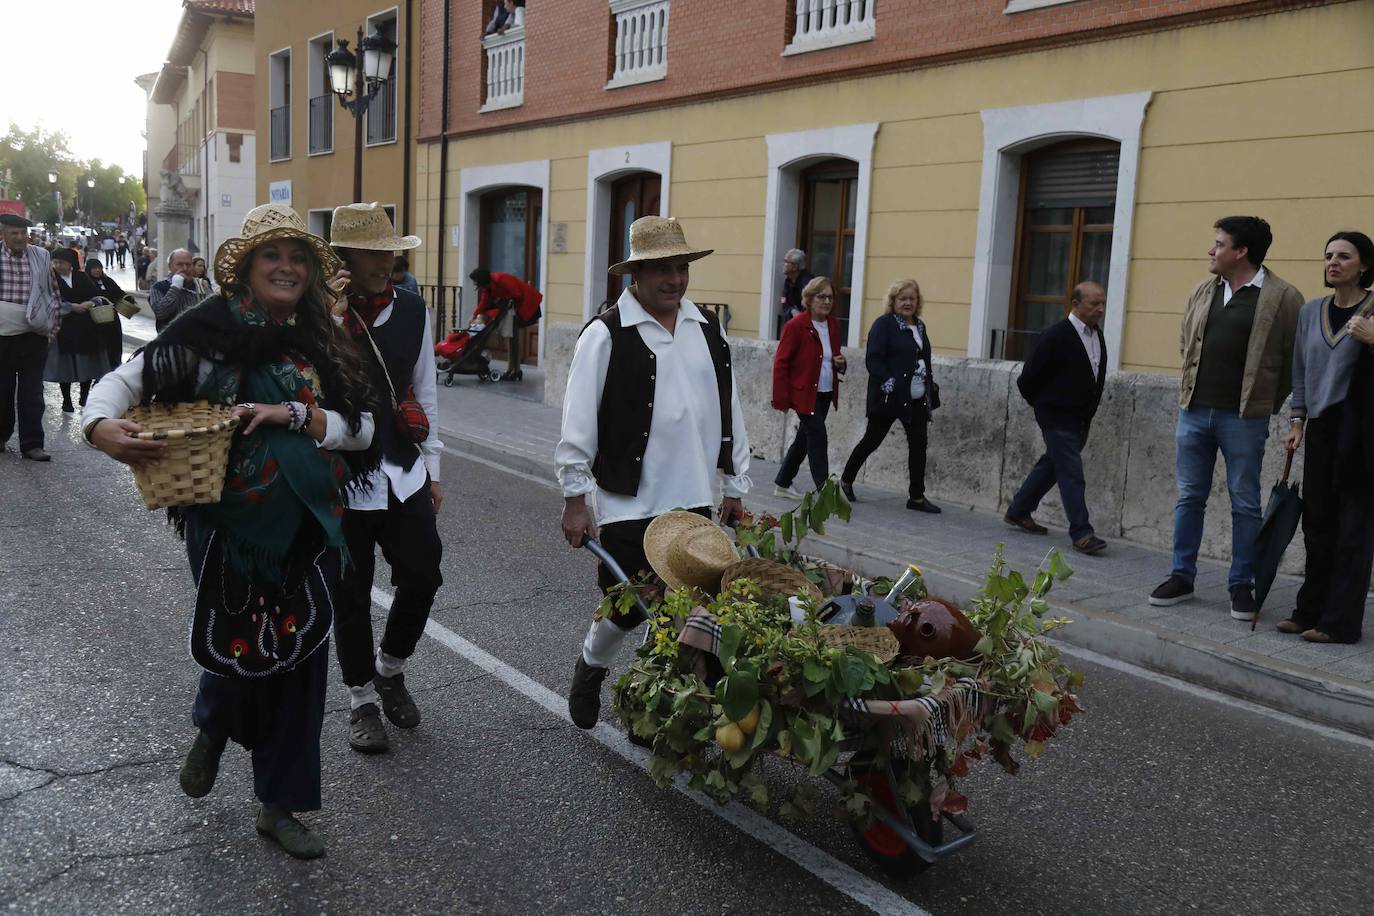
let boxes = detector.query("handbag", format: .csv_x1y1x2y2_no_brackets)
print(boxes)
927,379,941,412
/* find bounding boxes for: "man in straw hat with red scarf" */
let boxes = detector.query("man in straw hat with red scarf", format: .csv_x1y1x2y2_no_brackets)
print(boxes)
327,203,444,755
555,215,752,730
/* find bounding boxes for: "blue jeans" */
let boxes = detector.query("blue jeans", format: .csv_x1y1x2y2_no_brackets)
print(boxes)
1008,423,1093,541
1171,407,1269,590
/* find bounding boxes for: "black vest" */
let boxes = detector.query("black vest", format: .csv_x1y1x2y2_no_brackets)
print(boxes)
586,304,735,497
365,288,426,472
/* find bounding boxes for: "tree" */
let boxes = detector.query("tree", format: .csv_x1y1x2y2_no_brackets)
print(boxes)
0,123,146,228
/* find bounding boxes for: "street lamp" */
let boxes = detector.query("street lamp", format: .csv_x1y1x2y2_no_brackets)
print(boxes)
48,172,62,227
326,26,397,202
85,177,95,227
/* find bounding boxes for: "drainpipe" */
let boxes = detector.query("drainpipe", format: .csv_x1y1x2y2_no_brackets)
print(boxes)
401,0,413,235
201,46,210,255
435,0,451,325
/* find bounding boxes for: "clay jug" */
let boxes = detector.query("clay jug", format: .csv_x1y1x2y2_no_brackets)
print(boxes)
887,597,982,661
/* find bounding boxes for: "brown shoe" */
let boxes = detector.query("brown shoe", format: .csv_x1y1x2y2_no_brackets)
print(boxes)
1301,628,1334,643
1072,535,1107,556
1276,618,1304,634
1004,514,1048,535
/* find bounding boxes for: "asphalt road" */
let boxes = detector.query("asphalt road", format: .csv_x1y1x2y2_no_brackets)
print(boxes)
2,387,1373,915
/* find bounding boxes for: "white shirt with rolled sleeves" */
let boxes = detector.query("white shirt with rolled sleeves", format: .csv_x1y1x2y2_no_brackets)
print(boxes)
81,351,375,452
554,290,752,526
345,297,443,511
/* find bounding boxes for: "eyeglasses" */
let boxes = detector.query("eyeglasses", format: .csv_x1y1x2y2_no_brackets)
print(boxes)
815,294,835,301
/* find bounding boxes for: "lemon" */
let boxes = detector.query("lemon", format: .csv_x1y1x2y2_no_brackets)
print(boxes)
737,704,761,735
715,722,745,753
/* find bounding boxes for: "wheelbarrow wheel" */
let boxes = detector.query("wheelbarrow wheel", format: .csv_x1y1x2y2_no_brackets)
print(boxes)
849,769,942,878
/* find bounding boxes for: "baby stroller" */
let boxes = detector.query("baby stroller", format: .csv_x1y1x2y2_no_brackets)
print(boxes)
436,298,514,387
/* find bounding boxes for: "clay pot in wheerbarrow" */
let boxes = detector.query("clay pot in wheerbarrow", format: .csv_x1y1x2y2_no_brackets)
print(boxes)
887,597,982,662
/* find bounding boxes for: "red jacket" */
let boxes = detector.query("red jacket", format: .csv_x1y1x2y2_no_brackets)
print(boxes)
772,311,842,416
476,272,542,324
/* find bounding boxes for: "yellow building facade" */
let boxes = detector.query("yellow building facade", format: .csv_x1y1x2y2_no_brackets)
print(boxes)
412,1,1373,375
254,0,418,243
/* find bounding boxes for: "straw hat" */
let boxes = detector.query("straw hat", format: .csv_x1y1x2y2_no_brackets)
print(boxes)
330,202,421,252
643,511,737,593
213,204,340,289
608,216,713,276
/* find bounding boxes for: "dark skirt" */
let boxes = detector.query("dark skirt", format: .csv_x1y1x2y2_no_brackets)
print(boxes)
184,518,336,812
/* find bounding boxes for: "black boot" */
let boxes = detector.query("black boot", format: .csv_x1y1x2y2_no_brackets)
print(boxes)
78,381,91,407
178,730,227,798
59,383,74,413
568,656,608,729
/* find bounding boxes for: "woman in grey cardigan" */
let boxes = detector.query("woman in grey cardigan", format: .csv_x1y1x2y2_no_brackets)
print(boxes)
1278,230,1374,643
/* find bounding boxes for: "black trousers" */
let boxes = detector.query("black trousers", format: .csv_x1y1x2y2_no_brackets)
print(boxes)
842,402,929,500
776,392,832,491
334,480,444,687
0,333,48,452
597,506,711,630
1293,405,1374,642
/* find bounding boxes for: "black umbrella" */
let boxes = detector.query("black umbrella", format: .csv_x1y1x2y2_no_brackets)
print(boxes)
1251,450,1303,631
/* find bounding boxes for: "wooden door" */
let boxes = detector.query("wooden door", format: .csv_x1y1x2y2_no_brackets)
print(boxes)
605,172,662,309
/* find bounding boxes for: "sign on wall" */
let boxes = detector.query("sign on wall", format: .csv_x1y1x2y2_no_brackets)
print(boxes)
221,193,232,208
268,180,292,206
551,222,568,254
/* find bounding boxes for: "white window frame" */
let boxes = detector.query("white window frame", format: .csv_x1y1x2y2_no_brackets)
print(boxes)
458,159,551,365
1003,0,1085,13
307,31,335,157
267,46,292,163
759,122,878,348
308,207,334,243
581,141,672,321
364,6,400,148
967,92,1152,371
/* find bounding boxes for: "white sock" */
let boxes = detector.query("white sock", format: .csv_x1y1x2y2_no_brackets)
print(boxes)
581,617,630,669
349,683,379,710
375,650,406,679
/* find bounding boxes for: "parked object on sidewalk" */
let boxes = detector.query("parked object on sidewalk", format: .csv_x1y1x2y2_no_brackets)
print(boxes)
122,400,239,509
436,298,515,386
841,279,938,512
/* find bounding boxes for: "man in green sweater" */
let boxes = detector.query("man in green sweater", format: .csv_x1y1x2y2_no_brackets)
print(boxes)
1149,216,1304,620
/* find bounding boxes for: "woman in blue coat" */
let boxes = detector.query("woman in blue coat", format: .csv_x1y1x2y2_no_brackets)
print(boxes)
840,279,940,513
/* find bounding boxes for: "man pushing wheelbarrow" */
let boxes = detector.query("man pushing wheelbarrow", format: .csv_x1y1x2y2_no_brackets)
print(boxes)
554,216,752,729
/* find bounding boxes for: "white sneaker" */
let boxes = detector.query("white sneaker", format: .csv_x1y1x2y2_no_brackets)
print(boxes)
773,484,804,499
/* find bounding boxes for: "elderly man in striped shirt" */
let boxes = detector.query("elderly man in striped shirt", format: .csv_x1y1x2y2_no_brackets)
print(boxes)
0,214,61,461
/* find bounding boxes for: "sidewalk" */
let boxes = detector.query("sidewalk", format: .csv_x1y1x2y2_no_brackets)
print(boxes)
121,321,1374,736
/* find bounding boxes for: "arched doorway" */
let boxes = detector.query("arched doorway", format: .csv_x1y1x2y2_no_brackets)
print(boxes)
604,171,661,308
479,185,542,366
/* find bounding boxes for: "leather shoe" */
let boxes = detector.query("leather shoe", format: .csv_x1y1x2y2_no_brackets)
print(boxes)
374,672,420,728
256,806,325,859
906,497,941,514
21,448,50,462
1301,628,1335,644
348,703,390,754
1072,535,1107,555
178,730,226,799
1276,618,1304,634
1004,514,1048,535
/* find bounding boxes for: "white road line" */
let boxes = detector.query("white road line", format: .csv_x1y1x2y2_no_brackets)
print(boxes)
372,585,930,916
1053,643,1374,752
437,438,1374,750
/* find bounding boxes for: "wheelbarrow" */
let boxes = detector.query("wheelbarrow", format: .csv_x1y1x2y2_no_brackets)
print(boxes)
579,534,979,878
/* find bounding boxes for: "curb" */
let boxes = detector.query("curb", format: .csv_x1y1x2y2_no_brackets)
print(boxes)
442,425,1374,740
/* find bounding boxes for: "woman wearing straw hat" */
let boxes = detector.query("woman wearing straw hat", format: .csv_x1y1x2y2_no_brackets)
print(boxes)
82,203,381,859
326,202,444,755
555,215,752,730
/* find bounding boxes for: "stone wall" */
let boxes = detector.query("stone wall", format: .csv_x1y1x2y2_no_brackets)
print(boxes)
543,321,1304,572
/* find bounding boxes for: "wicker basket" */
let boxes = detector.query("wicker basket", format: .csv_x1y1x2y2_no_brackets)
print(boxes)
125,401,239,509
114,296,141,320
818,624,900,664
89,300,116,324
721,558,823,603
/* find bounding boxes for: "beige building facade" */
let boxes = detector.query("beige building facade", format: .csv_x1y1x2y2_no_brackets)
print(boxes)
253,0,418,246
144,0,256,268
411,1,1373,376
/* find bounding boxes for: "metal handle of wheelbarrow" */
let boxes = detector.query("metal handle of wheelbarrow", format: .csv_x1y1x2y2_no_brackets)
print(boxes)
579,534,652,619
